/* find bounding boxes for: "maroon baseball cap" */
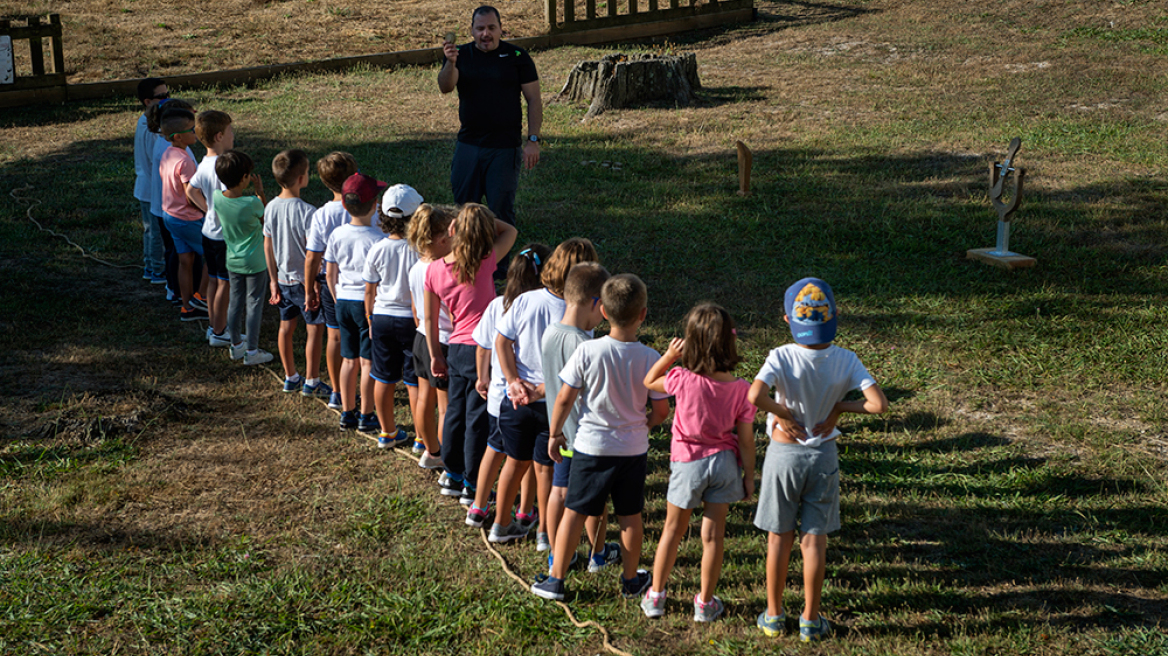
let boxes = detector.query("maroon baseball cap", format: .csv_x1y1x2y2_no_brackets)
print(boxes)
342,172,388,204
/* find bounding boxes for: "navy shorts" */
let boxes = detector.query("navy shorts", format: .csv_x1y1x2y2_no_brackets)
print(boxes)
552,452,572,488
277,282,324,324
317,273,338,329
487,413,504,453
370,314,417,386
498,400,552,466
412,331,449,391
202,236,228,281
566,452,648,518
335,299,370,360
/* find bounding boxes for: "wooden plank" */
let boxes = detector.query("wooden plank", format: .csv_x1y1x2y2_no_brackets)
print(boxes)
49,14,63,74
0,24,60,39
966,248,1037,270
545,0,556,25
565,0,575,24
28,15,44,76
629,0,638,16
586,0,596,20
552,0,751,33
0,83,65,107
0,71,66,90
548,7,753,42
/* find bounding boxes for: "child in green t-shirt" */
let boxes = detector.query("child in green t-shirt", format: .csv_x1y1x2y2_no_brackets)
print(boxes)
214,150,271,365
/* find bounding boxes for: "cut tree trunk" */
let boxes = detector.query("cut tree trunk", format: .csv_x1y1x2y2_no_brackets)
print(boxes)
557,53,700,119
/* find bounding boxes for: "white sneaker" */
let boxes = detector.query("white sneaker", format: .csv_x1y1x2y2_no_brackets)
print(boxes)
418,451,445,469
208,330,232,347
230,343,246,360
243,349,274,366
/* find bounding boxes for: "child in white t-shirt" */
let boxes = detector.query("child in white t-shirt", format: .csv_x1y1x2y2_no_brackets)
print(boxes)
187,110,233,345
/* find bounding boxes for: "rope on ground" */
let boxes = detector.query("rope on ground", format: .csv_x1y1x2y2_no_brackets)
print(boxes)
257,365,632,656
11,185,139,269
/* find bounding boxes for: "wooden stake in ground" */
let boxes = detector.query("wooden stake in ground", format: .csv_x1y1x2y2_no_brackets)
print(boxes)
558,53,700,119
736,140,752,196
967,137,1036,270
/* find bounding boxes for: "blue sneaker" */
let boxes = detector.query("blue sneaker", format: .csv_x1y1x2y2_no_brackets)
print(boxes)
799,615,831,642
150,272,167,285
587,542,621,573
327,391,343,410
411,439,425,456
339,410,358,431
531,575,565,601
378,428,410,449
358,413,379,434
142,268,153,281
283,376,303,393
301,381,332,399
620,570,652,599
757,611,786,637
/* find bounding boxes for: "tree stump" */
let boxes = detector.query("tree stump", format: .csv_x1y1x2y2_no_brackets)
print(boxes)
557,53,701,119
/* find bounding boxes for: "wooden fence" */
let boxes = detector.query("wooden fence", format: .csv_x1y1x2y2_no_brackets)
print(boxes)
0,14,65,90
546,0,754,34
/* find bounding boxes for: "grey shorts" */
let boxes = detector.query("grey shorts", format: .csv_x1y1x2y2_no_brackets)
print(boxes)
753,440,840,536
667,449,744,510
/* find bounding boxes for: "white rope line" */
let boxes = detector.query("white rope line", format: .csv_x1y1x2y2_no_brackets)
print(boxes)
10,185,140,269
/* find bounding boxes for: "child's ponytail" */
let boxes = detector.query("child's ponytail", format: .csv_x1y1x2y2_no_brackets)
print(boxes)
503,243,552,311
450,203,497,285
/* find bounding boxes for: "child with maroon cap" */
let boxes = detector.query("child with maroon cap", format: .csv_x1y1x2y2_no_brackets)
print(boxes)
325,173,388,432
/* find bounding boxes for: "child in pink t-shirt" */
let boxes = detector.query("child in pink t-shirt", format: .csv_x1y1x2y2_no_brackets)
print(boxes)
641,303,757,622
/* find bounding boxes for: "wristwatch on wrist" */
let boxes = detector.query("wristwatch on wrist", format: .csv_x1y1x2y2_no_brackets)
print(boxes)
528,134,540,144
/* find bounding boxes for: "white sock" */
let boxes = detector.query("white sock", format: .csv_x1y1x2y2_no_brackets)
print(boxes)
286,373,301,383
306,378,320,387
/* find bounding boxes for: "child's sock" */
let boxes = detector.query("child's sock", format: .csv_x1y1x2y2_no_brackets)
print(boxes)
247,349,259,357
286,373,301,383
648,589,665,601
306,378,320,387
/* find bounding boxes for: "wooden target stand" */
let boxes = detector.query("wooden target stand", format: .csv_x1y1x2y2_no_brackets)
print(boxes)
967,137,1036,270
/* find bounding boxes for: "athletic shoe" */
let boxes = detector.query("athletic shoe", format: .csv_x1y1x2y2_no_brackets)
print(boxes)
620,570,652,599
208,330,232,347
757,611,786,637
459,485,477,506
418,451,444,470
339,410,359,431
438,472,463,497
142,268,153,281
229,343,246,361
641,589,666,618
531,576,565,601
327,391,343,410
487,521,528,544
243,349,274,366
282,377,303,393
536,532,551,552
357,413,379,434
587,542,621,573
515,510,539,533
189,293,208,310
301,381,333,399
548,551,578,571
411,439,425,456
694,595,725,622
378,429,410,449
799,615,831,642
150,272,167,284
166,287,176,302
465,505,491,529
179,307,208,322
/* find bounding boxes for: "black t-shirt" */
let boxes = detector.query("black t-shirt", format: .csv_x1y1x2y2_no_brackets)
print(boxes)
449,41,539,149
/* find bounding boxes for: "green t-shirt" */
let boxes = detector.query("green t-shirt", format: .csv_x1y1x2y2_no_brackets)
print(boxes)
214,191,266,275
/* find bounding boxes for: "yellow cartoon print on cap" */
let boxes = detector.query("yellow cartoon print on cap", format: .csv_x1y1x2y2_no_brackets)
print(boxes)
793,283,833,324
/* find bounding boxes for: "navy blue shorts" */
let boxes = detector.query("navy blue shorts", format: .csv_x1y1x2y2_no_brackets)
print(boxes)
498,400,552,467
566,452,647,518
335,299,370,360
487,413,504,453
277,282,325,324
370,314,417,385
201,236,228,281
552,452,572,488
317,273,338,329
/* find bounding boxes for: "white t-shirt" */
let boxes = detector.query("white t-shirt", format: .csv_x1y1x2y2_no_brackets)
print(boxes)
306,201,383,275
753,344,876,442
190,154,227,240
150,138,194,217
559,336,669,458
324,224,384,302
496,288,565,390
133,114,157,201
362,237,417,318
409,258,452,342
472,297,507,417
262,196,317,285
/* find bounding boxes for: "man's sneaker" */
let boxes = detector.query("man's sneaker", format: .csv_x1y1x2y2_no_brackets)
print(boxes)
283,377,303,393
757,611,786,637
339,410,359,431
208,330,232,347
229,343,246,361
587,542,621,573
536,532,551,552
438,472,463,497
694,595,725,622
327,391,343,410
150,272,167,284
459,485,478,506
301,381,332,399
620,570,652,599
411,439,425,456
358,413,379,434
515,510,539,533
179,307,208,322
418,451,444,469
189,293,208,310
641,589,666,619
487,521,528,544
243,349,274,366
531,576,565,601
799,615,831,642
465,505,491,529
378,428,410,448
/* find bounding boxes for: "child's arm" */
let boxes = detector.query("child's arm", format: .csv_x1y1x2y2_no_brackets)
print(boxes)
424,290,447,379
475,346,491,400
812,383,890,437
491,219,519,262
250,174,268,206
643,337,683,393
647,397,670,430
364,282,377,322
495,333,537,407
186,185,208,213
304,252,323,311
548,383,582,464
747,379,806,441
736,421,756,500
264,235,281,306
325,262,339,311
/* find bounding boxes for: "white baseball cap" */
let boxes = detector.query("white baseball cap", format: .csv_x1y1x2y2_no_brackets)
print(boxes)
381,184,424,218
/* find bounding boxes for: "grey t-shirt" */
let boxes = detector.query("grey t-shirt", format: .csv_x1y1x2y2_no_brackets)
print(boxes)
263,196,317,285
541,321,590,451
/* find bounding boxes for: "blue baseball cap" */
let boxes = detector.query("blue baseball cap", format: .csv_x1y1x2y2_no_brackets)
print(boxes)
784,278,837,345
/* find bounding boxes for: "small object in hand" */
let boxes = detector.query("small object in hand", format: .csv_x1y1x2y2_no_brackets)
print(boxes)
444,32,456,44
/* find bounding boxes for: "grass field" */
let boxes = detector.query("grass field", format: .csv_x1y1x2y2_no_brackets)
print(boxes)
2,0,1167,654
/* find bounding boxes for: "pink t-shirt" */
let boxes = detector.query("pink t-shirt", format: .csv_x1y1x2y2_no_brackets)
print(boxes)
159,146,202,221
664,367,756,463
424,251,497,346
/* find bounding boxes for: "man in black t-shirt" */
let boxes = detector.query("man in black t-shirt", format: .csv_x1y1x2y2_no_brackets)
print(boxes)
438,5,542,229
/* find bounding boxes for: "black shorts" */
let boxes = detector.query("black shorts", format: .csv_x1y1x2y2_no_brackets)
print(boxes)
370,314,417,385
202,236,228,281
499,400,551,466
412,331,449,390
317,273,338,329
336,300,370,361
565,452,648,518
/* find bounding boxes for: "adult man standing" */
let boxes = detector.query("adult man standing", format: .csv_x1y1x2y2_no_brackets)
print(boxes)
438,5,542,229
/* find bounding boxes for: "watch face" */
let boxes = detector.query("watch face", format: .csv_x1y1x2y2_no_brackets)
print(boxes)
529,135,539,142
